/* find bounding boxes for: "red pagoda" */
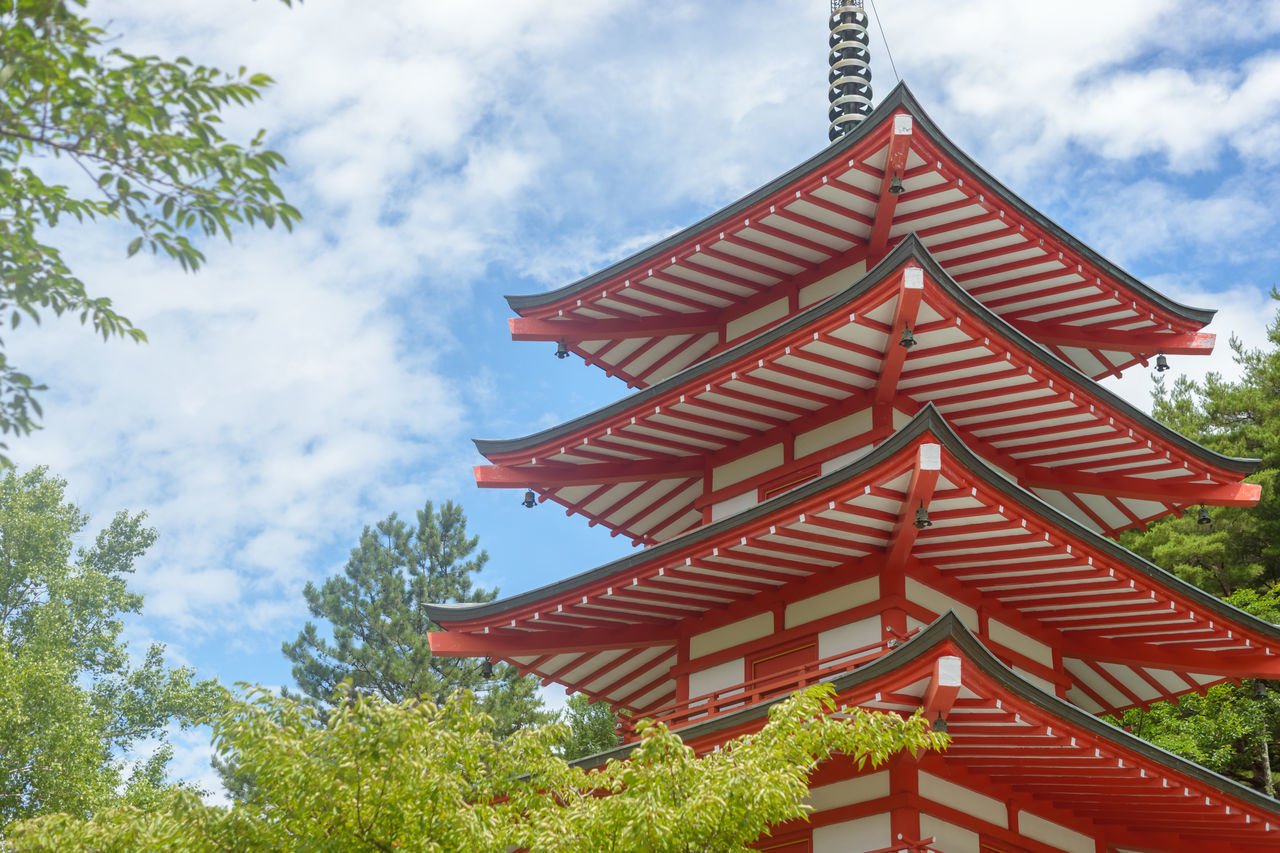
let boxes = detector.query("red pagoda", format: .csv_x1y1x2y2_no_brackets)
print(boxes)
428,5,1280,851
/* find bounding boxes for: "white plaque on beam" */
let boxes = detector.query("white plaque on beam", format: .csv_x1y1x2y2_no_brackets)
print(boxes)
920,443,942,471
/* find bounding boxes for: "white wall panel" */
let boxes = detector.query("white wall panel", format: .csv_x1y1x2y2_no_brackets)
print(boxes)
689,612,774,659
905,577,978,630
920,814,980,853
786,578,878,628
813,813,890,853
806,771,888,812
919,772,1007,828
818,617,881,658
1018,810,1094,853
688,657,743,699
712,443,784,490
727,298,788,341
988,619,1054,668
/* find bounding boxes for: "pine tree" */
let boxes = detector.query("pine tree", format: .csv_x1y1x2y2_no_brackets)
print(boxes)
1120,300,1280,593
1116,588,1280,795
1116,293,1280,791
280,501,549,735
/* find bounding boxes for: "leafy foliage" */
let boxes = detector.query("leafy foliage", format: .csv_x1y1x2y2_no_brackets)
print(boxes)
280,501,548,736
559,693,622,760
1117,299,1280,791
8,683,945,852
1122,302,1280,594
0,0,299,455
0,468,221,827
1116,588,1280,795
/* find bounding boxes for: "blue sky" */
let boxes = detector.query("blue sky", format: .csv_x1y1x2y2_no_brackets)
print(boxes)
11,0,1280,792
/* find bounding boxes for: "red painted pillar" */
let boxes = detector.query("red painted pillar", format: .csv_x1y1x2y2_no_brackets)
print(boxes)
888,752,920,849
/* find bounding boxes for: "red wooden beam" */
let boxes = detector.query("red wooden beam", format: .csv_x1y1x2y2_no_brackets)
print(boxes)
1010,321,1215,356
716,231,814,271
875,266,925,404
428,624,675,657
1020,468,1259,506
509,314,720,342
1061,635,1280,678
768,206,856,246
886,441,942,569
745,217,842,258
868,114,914,261
591,650,677,707
474,458,703,489
797,190,874,228
675,256,773,294
922,654,962,722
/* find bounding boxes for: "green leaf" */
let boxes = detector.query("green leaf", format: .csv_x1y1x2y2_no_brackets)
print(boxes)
0,0,300,457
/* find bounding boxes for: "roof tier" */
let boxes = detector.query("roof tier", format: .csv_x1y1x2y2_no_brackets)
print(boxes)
478,238,1256,543
437,409,1280,719
507,84,1215,387
658,615,1280,853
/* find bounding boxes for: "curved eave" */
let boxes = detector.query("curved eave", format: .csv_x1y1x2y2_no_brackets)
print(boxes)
577,612,1280,828
476,234,1254,478
439,405,1280,650
505,81,1214,329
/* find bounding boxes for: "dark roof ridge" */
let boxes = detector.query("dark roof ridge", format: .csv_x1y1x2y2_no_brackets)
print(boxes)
506,81,1214,327
440,405,1280,652
476,234,1255,478
568,611,1280,822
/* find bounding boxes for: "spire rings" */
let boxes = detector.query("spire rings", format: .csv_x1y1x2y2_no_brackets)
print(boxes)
827,2,873,141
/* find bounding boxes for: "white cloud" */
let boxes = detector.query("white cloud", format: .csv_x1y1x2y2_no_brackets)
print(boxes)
11,0,1271,798
876,1,1280,177
12,223,463,628
1101,283,1275,414
1067,179,1276,267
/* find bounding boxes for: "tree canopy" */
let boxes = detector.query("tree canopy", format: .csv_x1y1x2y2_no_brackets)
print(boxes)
0,0,298,454
559,693,623,761
8,683,945,852
1117,297,1280,792
0,467,221,827
281,500,548,736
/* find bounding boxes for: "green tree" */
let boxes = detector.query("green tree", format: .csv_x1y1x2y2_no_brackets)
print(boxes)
1116,587,1280,796
560,693,622,760
8,684,945,852
281,501,548,736
1116,298,1280,791
0,0,299,455
1121,300,1280,593
0,467,221,827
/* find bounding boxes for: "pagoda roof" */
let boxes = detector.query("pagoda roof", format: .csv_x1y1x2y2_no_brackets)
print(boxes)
506,83,1215,386
601,613,1280,853
437,407,1280,717
477,237,1256,541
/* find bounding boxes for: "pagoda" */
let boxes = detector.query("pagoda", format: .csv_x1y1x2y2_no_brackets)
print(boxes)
428,4,1280,851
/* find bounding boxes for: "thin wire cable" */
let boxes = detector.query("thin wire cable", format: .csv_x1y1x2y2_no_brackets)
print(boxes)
866,0,900,83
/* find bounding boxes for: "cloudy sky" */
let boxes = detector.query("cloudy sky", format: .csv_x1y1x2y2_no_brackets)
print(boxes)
12,0,1280,791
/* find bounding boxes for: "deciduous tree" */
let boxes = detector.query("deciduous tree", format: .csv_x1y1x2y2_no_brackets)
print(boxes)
9,684,945,852
560,693,622,760
0,0,299,455
0,468,221,827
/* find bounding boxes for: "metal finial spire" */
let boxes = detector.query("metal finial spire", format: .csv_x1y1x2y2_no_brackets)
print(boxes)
828,1,873,142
